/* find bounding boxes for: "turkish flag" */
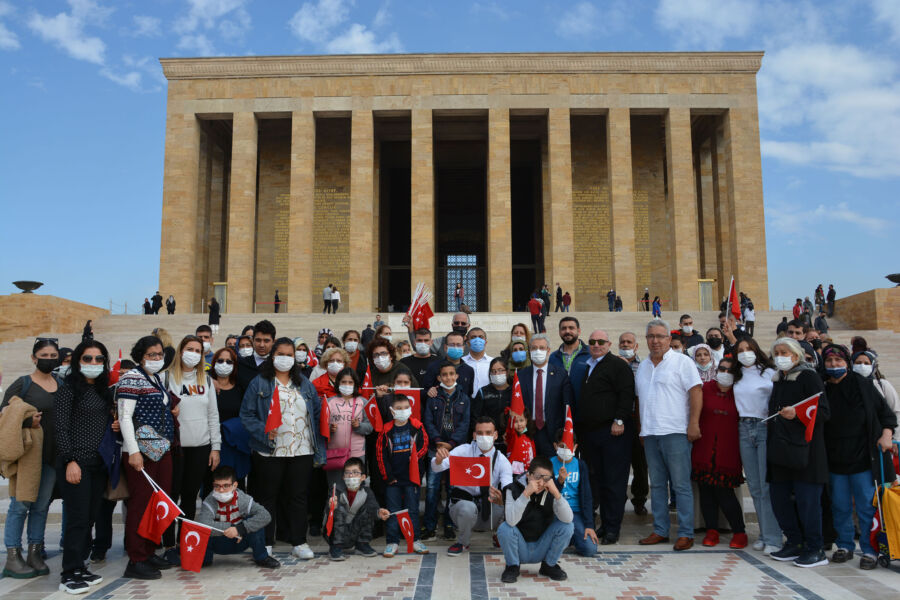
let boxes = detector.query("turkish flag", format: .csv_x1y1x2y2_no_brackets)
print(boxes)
412,302,434,330
509,372,524,416
449,455,491,487
504,412,519,455
364,395,383,432
307,351,318,368
395,509,415,553
398,389,421,422
363,366,372,390
320,397,331,439
728,276,741,321
109,349,122,385
562,405,575,451
179,519,212,572
871,502,883,554
265,385,282,433
794,393,821,442
137,489,181,543
325,484,337,536
313,373,335,401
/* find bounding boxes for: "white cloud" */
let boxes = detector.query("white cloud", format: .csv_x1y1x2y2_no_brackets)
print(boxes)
325,23,402,53
471,1,510,21
289,0,350,43
655,0,757,49
132,15,161,38
813,202,889,233
373,1,391,28
766,200,890,238
0,1,19,50
100,67,141,91
872,0,900,41
289,0,403,54
177,33,216,56
27,0,109,64
173,0,251,55
555,1,600,37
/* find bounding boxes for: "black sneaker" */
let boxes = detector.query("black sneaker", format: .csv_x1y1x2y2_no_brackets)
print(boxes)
59,573,90,595
769,545,802,562
75,568,103,586
308,524,322,537
329,546,345,561
420,529,437,542
539,561,568,581
148,553,174,570
162,547,181,566
500,565,520,583
793,550,828,568
123,560,162,580
831,548,853,563
89,550,106,563
355,542,378,557
255,555,281,569
859,554,877,570
442,525,456,540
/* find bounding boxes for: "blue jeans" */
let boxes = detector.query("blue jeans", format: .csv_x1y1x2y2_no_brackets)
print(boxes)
497,519,574,567
644,434,693,539
205,528,268,562
4,464,56,548
385,483,420,545
830,471,876,556
424,464,450,532
569,512,597,557
738,419,782,546
770,480,823,552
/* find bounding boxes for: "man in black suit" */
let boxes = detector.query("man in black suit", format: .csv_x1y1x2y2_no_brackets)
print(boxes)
577,329,635,544
237,319,276,390
517,333,574,457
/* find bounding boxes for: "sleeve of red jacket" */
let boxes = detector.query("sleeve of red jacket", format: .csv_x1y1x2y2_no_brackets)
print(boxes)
376,431,392,482
415,424,429,460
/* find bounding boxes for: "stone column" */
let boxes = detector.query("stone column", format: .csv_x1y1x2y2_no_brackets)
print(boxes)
410,108,435,300
288,111,315,312
547,108,574,297
664,108,701,310
606,108,638,311
714,123,733,301
159,112,201,311
722,106,768,305
226,112,258,313
697,139,718,278
487,108,512,312
349,109,375,312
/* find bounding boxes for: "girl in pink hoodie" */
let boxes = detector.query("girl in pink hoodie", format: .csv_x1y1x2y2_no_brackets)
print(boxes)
325,368,373,489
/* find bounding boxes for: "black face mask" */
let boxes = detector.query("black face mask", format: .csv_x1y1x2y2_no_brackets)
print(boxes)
36,358,59,374
452,325,468,336
706,338,723,349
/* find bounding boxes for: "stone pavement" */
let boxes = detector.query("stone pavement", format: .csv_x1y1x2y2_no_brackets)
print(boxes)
2,513,898,600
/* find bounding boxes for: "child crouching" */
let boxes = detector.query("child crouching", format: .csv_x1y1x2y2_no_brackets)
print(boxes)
323,457,390,561
196,466,280,569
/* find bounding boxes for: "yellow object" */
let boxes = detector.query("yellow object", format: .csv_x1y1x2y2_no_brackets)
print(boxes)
882,486,900,560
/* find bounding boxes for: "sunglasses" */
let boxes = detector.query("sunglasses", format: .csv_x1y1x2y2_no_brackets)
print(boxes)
36,337,59,344
452,321,468,326
588,339,609,346
81,355,106,364
216,359,234,365
717,366,730,372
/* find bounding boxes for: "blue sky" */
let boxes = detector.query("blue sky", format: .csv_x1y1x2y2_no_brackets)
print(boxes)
1,0,898,312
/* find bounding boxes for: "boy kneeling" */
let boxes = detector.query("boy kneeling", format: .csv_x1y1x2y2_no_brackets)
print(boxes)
197,466,280,569
324,457,391,561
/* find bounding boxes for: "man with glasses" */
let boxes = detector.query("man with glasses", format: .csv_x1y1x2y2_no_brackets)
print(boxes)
403,312,470,360
618,332,649,516
578,330,636,545
635,319,702,551
517,334,573,457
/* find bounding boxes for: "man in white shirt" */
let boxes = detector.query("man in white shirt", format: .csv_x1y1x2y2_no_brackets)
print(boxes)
634,319,702,551
462,328,493,399
432,416,512,555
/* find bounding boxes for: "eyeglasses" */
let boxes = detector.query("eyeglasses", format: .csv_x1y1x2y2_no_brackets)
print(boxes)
373,352,390,359
144,352,164,360
452,321,468,326
588,339,609,346
81,355,106,364
490,371,507,376
216,359,234,365
529,473,553,482
343,471,363,477
212,483,235,491
646,334,669,340
716,366,730,372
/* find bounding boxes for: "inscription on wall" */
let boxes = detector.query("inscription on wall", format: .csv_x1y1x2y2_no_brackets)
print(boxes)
633,189,651,296
313,186,351,296
573,185,612,303
273,192,290,293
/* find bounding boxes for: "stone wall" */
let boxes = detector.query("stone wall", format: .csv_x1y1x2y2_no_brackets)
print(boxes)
0,294,109,344
834,287,900,332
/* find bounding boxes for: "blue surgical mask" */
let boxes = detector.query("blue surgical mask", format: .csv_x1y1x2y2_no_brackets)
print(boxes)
826,367,847,379
512,350,527,363
446,347,464,360
468,337,486,353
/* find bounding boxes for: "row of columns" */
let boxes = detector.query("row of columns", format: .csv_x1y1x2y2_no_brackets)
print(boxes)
159,106,762,314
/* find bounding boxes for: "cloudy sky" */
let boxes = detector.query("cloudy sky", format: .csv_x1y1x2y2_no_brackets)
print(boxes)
1,0,897,312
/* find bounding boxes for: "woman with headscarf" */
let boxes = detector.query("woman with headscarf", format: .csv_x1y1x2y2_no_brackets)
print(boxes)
852,350,900,442
821,344,896,570
688,343,716,383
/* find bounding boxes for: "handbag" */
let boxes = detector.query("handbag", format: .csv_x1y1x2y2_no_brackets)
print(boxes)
136,424,170,462
104,474,129,501
324,398,357,471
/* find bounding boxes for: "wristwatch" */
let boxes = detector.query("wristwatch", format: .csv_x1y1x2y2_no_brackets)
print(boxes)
614,419,624,426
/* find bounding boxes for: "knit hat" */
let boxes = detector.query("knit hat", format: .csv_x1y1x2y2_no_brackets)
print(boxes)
318,328,332,337
822,343,851,365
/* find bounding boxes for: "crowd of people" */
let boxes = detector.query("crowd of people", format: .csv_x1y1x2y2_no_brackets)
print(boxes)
0,300,897,593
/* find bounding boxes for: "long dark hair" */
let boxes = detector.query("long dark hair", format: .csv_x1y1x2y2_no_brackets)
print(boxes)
728,336,774,382
67,340,110,397
260,337,306,386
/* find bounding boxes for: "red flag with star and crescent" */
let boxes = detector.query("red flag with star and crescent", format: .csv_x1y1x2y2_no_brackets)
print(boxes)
794,393,821,442
562,405,575,452
180,519,212,572
411,302,434,330
265,384,282,433
449,455,491,487
727,276,742,321
363,366,373,389
398,388,421,422
395,509,415,553
505,372,525,450
364,394,384,432
320,397,331,439
137,489,181,543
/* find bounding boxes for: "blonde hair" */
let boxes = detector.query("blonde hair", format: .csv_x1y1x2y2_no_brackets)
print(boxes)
170,335,205,384
321,347,350,366
151,327,173,348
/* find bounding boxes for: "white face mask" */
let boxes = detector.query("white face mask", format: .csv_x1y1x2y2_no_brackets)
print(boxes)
556,447,574,462
339,384,355,397
381,334,393,343
344,341,359,354
490,374,507,386
273,356,294,372
391,407,411,422
618,348,634,359
439,381,456,391
475,435,495,452
373,355,392,371
530,349,548,365
212,490,234,503
853,363,873,377
415,342,431,356
737,351,756,367
81,364,104,379
697,361,712,371
511,335,527,344
327,361,345,375
203,342,212,354
238,347,253,358
182,351,202,368
402,352,412,358
56,365,71,377
682,326,693,335
394,383,410,390
343,477,361,491
144,359,164,374
774,355,795,371
214,362,233,377
295,350,308,363
716,372,734,387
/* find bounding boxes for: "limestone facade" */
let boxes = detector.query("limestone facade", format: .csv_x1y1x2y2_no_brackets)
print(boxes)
158,52,769,313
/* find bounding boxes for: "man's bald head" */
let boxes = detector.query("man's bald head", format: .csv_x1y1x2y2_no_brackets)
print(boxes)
587,329,611,359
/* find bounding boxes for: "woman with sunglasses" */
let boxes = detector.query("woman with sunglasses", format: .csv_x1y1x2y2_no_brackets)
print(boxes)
55,341,111,593
1,338,61,579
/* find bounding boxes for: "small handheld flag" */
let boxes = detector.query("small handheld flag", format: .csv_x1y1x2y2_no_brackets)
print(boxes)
562,405,575,451
449,455,491,487
179,519,212,572
265,385,282,433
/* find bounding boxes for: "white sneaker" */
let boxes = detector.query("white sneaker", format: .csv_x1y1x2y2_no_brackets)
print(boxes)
292,543,314,560
752,540,766,551
764,544,781,555
413,541,429,554
383,543,398,558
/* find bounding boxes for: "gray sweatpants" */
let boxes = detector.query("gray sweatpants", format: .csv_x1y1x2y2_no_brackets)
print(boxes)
449,499,503,546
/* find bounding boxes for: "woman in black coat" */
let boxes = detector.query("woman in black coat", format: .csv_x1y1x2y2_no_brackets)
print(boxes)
207,298,221,335
767,336,829,568
471,358,511,450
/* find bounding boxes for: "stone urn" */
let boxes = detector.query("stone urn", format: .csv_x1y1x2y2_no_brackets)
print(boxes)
12,281,43,293
887,274,900,286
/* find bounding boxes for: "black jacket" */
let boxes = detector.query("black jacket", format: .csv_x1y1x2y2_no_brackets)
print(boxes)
237,354,262,391
577,354,635,432
472,384,511,438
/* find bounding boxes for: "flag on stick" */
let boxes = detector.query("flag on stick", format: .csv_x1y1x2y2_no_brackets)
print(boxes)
265,385,282,433
395,509,415,553
449,455,491,487
562,405,575,451
179,519,212,572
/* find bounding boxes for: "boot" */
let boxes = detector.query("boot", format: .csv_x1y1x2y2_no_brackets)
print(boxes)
26,543,50,575
3,547,37,579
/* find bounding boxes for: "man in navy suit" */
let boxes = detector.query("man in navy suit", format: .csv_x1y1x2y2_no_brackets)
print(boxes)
517,334,574,457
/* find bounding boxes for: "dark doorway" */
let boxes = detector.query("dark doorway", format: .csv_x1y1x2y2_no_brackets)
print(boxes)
378,138,411,312
510,137,544,311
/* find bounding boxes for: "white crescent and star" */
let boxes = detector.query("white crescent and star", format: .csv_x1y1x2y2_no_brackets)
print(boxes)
156,501,169,519
806,405,817,420
184,531,200,552
467,463,486,480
